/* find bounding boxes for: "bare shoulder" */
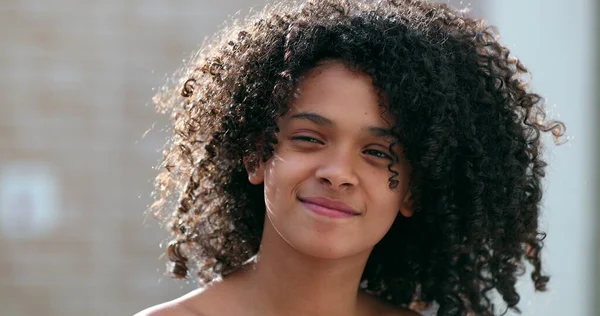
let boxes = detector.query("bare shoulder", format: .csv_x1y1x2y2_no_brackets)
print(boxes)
134,301,195,316
134,288,214,316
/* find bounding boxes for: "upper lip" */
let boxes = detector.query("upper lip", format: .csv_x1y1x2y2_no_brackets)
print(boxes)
298,196,360,215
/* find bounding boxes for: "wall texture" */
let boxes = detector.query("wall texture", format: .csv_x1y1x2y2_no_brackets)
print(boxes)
0,1,269,315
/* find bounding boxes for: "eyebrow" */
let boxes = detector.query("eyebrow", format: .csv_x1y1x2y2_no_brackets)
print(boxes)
367,126,393,138
290,112,393,139
290,112,334,126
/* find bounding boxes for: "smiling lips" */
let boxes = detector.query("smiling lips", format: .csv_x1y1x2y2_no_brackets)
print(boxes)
298,196,360,218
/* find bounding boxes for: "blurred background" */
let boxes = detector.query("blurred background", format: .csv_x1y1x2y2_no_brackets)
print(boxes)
0,0,597,315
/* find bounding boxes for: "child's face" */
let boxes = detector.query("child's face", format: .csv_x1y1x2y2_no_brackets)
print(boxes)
249,61,413,259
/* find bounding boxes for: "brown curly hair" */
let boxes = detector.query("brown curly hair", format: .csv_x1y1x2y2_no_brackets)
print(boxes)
150,0,566,315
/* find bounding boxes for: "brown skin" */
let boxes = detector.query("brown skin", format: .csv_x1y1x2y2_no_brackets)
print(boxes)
137,63,419,316
135,281,420,316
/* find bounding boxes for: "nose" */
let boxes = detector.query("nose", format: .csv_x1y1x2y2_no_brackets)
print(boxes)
314,148,359,190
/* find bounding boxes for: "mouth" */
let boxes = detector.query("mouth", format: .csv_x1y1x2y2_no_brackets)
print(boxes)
298,196,361,218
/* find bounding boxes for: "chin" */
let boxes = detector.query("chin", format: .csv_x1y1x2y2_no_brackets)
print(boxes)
286,231,370,260
266,207,374,260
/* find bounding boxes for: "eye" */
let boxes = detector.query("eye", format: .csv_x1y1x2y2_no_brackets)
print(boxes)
291,135,324,144
363,148,392,160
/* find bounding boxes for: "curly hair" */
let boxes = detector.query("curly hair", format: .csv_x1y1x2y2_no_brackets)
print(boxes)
150,0,566,315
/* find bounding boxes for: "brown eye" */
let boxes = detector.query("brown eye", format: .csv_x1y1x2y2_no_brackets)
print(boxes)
363,149,392,160
291,136,324,144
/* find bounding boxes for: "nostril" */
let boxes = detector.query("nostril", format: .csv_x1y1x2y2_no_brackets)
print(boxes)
319,177,332,186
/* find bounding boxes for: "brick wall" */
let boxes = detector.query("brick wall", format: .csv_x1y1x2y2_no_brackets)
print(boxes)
0,0,269,315
0,1,483,315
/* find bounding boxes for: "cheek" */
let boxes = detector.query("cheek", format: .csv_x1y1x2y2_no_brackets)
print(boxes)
263,152,310,202
357,193,400,252
266,146,316,180
364,173,404,220
370,195,401,223
367,165,402,195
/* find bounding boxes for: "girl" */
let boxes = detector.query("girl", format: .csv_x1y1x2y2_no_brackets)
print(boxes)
138,0,565,315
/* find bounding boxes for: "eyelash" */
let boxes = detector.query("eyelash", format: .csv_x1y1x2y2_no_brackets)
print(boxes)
363,149,393,160
291,136,393,160
291,136,323,144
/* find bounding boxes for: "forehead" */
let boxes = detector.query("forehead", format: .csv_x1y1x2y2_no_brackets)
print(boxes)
285,62,394,127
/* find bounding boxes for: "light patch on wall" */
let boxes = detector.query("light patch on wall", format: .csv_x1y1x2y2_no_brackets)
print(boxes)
0,163,61,240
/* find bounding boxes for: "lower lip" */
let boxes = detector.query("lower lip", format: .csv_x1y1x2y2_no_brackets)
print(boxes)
301,201,357,218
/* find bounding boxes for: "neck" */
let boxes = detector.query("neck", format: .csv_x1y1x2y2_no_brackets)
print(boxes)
235,220,373,316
